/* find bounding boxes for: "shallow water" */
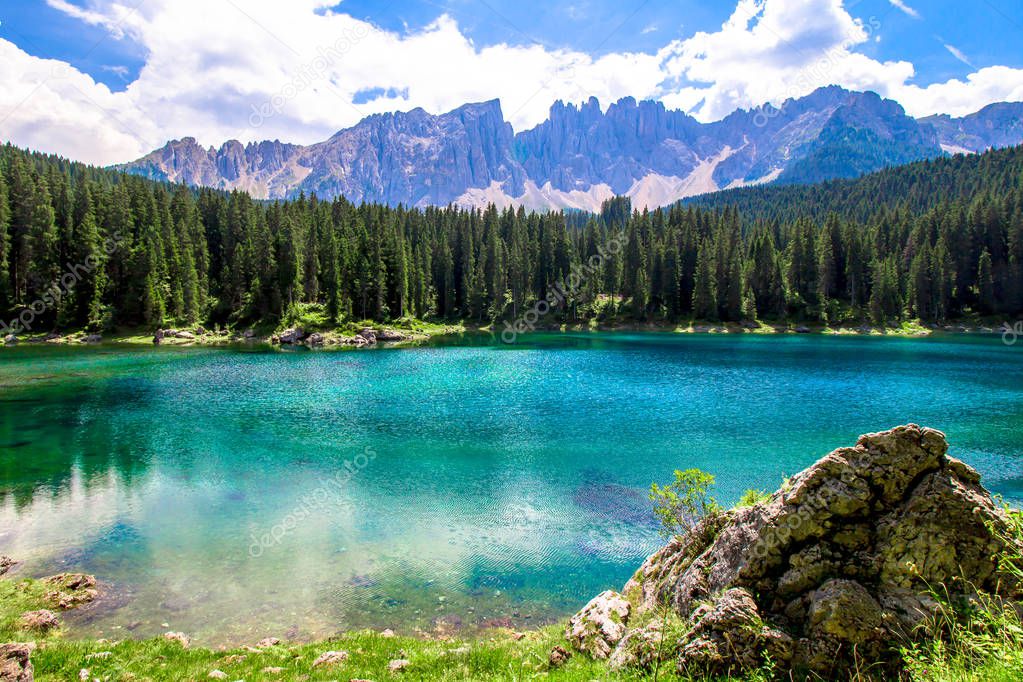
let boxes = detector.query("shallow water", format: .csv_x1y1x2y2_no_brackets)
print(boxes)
1,332,1021,644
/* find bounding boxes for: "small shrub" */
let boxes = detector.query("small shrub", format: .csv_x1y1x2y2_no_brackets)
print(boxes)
649,468,722,538
737,489,771,508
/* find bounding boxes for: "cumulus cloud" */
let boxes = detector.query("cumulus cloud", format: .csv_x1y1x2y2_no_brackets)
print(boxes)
1,0,1020,166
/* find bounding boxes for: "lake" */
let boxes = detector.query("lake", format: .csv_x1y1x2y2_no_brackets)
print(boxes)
1,332,1021,645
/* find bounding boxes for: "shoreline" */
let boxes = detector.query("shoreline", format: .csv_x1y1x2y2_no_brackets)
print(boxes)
0,318,1012,350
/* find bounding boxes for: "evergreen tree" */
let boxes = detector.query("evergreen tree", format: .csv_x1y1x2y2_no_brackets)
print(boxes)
692,239,717,320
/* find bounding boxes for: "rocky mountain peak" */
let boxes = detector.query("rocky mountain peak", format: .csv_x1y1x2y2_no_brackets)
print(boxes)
117,89,1023,210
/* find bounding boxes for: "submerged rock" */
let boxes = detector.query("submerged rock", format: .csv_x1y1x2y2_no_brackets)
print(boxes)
42,573,98,609
0,557,15,576
568,424,1021,678
0,643,34,682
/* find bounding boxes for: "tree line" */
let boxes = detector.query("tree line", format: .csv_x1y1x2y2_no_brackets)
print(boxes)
1,142,1021,334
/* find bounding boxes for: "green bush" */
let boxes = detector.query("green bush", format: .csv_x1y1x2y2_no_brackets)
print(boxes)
649,468,722,538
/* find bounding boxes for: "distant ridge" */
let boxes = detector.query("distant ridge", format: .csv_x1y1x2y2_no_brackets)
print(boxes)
116,88,1023,211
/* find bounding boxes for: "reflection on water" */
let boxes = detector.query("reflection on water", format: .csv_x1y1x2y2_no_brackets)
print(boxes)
1,333,1022,645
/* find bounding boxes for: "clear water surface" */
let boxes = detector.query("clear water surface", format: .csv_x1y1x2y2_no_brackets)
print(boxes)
1,332,1021,645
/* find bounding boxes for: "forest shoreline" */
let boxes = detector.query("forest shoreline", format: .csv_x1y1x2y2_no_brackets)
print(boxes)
0,316,1012,350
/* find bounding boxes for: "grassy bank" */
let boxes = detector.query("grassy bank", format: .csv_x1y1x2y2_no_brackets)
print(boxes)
0,571,702,681
2,566,1020,681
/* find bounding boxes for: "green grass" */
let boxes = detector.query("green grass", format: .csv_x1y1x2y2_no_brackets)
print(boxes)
0,580,702,681
5,557,1022,681
898,508,1023,682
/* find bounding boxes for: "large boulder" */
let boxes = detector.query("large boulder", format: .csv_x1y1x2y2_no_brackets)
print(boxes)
0,643,33,681
564,590,631,659
569,425,1021,678
376,329,409,342
277,328,305,344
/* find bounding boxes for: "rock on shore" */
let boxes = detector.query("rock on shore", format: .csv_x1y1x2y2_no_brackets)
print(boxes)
566,424,1021,678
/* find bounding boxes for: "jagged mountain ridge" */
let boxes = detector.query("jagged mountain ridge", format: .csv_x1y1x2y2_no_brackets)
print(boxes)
116,87,1023,211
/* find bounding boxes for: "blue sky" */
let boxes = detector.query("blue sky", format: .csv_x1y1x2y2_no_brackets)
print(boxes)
1,0,1022,165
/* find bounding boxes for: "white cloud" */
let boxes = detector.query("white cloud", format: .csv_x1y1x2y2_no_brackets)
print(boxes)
896,66,1023,117
943,43,974,68
1,0,1020,167
888,0,921,19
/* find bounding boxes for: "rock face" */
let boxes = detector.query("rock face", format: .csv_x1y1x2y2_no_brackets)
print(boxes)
568,424,1021,678
921,102,1023,153
117,89,1023,212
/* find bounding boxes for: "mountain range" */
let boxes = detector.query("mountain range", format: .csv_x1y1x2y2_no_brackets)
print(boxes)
116,86,1023,212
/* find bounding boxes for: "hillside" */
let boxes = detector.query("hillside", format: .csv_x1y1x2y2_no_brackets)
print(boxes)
684,144,1023,224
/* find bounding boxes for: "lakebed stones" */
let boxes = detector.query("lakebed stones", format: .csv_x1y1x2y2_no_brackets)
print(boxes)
42,573,97,610
0,557,15,576
568,424,1022,678
564,590,631,659
0,643,34,682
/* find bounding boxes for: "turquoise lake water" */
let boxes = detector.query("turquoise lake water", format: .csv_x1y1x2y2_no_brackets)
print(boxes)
1,332,1022,645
